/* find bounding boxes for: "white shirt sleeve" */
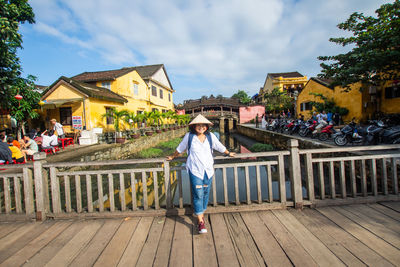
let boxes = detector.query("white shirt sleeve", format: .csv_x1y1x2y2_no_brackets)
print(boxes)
210,132,227,153
176,133,190,154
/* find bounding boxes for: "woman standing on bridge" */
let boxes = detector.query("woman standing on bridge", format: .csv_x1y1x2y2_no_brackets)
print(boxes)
167,114,235,234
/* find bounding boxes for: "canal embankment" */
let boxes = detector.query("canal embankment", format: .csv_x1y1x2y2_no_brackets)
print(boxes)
237,124,334,150
46,127,187,163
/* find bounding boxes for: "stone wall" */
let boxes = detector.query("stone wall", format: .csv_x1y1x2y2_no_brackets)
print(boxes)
237,125,333,150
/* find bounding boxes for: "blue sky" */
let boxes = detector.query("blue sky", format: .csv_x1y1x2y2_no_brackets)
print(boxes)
19,0,388,104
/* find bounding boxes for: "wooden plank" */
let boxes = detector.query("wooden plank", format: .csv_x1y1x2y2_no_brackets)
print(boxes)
169,216,193,267
278,154,286,203
3,177,11,214
224,213,264,266
382,159,388,195
379,201,400,213
391,158,398,194
23,221,89,267
50,167,61,213
302,208,393,266
258,211,318,267
0,221,71,266
234,166,239,205
142,171,148,210
23,168,34,215
164,160,172,209
256,165,261,204
290,209,364,267
70,219,122,267
350,160,357,197
267,165,273,203
212,174,217,207
93,217,139,266
44,221,103,266
222,167,228,206
305,153,315,202
154,171,160,209
119,173,125,211
193,215,218,267
97,174,104,212
117,217,153,266
0,223,24,239
153,217,175,267
318,162,325,199
339,160,346,198
108,173,115,212
241,212,291,266
86,174,93,213
369,203,400,221
64,175,71,213
337,205,400,248
361,160,367,196
357,204,400,233
317,207,400,266
329,161,336,199
135,217,165,266
75,174,82,213
209,214,239,267
131,172,137,210
273,209,344,266
371,159,378,196
245,166,251,205
13,176,22,213
0,221,54,264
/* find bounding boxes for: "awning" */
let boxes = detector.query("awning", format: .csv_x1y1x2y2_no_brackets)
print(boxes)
41,98,83,108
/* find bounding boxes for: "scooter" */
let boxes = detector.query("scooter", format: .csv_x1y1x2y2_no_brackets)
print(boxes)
365,120,400,145
299,120,317,137
333,122,365,146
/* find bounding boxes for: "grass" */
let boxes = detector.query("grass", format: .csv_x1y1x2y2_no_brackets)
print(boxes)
136,138,183,158
250,143,274,152
138,148,164,158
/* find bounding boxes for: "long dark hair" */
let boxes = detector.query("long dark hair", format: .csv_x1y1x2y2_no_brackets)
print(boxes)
189,124,210,135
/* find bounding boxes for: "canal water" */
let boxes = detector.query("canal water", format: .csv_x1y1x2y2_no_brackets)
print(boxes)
171,129,307,206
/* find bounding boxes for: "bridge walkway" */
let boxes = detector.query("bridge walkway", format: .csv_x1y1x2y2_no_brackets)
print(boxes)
0,202,399,266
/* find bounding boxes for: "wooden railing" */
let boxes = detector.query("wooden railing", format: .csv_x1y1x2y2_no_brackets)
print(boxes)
0,140,399,220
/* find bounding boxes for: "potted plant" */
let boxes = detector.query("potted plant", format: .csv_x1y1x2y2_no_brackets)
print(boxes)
102,108,129,143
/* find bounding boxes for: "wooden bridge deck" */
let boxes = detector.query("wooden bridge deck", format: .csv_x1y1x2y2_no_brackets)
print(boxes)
0,202,399,267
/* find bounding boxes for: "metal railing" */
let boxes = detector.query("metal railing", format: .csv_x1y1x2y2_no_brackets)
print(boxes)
0,140,399,220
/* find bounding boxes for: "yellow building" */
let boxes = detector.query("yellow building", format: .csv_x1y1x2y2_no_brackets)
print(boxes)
40,64,175,132
296,77,400,123
259,72,308,101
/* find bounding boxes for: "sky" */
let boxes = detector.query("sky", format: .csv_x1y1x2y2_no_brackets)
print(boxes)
19,0,389,104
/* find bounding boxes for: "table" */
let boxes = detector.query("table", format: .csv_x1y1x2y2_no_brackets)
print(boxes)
59,138,74,149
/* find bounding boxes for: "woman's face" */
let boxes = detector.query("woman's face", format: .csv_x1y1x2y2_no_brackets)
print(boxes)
195,124,208,134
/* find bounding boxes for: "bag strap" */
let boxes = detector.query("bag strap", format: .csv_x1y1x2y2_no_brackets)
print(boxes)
187,132,213,156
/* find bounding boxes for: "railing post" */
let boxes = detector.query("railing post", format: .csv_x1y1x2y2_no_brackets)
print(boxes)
164,160,172,209
288,139,303,209
33,152,47,221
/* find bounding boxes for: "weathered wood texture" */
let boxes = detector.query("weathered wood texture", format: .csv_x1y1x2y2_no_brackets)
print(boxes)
0,202,397,266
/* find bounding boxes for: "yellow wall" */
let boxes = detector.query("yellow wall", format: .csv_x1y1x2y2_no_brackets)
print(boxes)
380,83,400,114
297,80,367,123
45,83,84,100
262,76,308,95
148,80,174,111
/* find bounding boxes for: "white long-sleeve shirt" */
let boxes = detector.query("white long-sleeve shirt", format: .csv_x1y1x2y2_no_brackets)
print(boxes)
176,132,227,179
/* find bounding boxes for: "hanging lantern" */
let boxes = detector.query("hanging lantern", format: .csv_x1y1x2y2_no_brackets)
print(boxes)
39,100,45,106
14,94,23,101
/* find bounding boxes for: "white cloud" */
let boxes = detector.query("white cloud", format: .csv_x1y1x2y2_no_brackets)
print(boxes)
30,0,389,101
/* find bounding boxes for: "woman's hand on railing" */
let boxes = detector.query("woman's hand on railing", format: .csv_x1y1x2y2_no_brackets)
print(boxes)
166,155,174,161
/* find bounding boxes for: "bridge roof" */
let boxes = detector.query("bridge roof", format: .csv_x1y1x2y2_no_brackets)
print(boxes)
182,96,242,109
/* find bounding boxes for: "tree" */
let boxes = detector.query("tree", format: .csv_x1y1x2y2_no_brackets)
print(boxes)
308,93,349,116
263,88,293,113
232,90,251,104
318,1,400,90
1,0,35,109
101,108,129,133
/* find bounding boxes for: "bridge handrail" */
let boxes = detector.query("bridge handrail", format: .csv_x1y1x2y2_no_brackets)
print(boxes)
0,140,399,220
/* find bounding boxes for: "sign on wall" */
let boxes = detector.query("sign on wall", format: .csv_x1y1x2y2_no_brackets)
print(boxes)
72,116,82,130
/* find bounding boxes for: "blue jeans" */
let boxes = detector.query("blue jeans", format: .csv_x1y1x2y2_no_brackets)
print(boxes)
189,171,212,215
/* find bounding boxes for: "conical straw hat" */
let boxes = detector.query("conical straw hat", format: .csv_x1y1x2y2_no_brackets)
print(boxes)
189,114,213,125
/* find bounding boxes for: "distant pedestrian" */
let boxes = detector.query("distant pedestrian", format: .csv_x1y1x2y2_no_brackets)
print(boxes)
261,114,267,129
51,119,65,138
166,114,235,234
255,114,259,128
327,111,333,123
333,111,340,125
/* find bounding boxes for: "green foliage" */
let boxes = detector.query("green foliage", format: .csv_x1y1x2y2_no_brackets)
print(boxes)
232,90,251,104
250,143,274,152
137,148,163,158
101,108,129,132
308,92,349,116
158,138,181,151
0,0,35,110
264,88,294,113
318,1,400,89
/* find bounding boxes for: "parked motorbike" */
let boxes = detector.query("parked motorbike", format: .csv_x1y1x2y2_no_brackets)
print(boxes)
299,120,317,137
365,120,400,145
333,122,366,146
